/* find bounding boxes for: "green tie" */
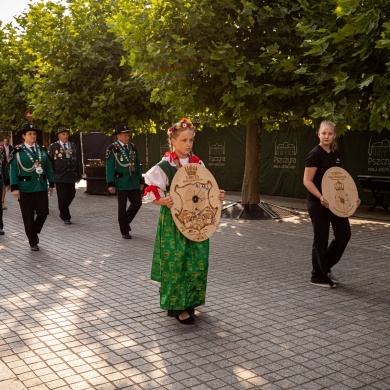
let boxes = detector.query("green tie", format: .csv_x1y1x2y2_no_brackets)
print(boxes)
63,143,68,150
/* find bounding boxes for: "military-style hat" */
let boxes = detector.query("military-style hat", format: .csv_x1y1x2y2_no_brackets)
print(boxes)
114,124,133,135
18,123,40,136
57,126,70,134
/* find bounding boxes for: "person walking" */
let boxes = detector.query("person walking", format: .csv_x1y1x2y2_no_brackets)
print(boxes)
48,126,82,224
1,137,13,210
105,124,143,239
10,123,54,251
0,144,10,235
143,118,225,324
303,120,360,288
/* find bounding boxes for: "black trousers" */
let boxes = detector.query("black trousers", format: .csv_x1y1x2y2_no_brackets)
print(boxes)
308,200,351,280
19,191,49,245
0,184,3,230
55,182,76,221
116,189,142,235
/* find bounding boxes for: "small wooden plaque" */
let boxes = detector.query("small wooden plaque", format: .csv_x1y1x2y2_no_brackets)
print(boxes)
321,167,359,217
170,163,221,242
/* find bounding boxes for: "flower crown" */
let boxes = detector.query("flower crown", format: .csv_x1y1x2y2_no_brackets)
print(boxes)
167,118,195,133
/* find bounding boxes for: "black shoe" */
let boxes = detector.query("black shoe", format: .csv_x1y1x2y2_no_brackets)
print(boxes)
122,233,132,239
30,244,40,251
187,308,195,315
176,315,195,325
0,229,4,235
64,220,72,225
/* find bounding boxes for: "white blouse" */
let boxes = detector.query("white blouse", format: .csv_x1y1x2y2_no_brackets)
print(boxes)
143,156,205,202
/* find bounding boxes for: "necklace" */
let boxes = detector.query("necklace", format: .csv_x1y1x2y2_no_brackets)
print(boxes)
17,144,43,175
58,141,72,158
114,142,135,173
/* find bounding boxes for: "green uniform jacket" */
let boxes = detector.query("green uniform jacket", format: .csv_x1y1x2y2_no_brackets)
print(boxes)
105,142,143,191
0,146,10,187
10,144,55,193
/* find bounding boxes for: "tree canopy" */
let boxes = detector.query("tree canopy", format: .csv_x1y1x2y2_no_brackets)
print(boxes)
1,0,161,133
1,0,390,134
112,0,313,129
297,0,390,133
0,24,27,130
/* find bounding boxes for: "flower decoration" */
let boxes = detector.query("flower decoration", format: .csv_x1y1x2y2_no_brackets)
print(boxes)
168,117,194,133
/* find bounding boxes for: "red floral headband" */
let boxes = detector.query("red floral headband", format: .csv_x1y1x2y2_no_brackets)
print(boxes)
167,118,195,133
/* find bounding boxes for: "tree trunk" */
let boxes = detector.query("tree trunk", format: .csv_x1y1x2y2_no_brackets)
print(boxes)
241,119,261,208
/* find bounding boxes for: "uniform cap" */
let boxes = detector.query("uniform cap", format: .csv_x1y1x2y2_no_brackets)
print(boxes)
114,124,133,135
18,123,40,136
57,126,70,134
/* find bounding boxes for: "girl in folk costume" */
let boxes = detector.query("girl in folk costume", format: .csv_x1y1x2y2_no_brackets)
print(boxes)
144,118,225,324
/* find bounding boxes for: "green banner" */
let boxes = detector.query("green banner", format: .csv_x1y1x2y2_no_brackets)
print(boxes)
194,126,246,191
133,126,246,191
133,124,390,205
260,123,316,199
260,125,390,205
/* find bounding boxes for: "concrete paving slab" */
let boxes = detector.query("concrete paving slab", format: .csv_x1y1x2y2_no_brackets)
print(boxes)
0,182,389,389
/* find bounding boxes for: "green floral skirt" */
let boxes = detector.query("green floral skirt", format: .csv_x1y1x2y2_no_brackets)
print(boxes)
151,206,209,317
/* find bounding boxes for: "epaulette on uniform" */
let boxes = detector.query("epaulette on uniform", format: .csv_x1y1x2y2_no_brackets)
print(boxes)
106,143,120,159
9,145,23,162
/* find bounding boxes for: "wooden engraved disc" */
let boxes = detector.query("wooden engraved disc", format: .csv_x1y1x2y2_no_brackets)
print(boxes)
170,163,221,242
322,167,359,217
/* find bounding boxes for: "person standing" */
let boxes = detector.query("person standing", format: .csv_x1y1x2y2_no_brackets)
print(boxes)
1,138,13,210
303,120,360,288
105,124,143,239
0,144,10,235
143,118,225,324
10,123,54,251
48,126,82,224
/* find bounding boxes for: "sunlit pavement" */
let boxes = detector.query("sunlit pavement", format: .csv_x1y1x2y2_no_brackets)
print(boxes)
1,183,389,389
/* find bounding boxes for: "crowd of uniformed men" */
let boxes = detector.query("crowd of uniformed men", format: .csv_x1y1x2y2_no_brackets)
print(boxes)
0,123,143,251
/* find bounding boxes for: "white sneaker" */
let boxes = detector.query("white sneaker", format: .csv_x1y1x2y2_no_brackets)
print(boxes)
328,272,339,283
310,280,336,288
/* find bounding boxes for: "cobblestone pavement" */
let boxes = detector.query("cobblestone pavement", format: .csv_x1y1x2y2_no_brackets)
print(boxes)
1,184,389,390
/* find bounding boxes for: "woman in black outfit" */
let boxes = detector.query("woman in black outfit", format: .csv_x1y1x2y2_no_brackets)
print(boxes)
303,120,360,288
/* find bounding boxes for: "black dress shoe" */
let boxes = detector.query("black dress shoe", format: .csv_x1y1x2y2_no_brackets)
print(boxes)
0,229,4,235
64,220,72,225
176,315,195,325
30,244,40,251
122,233,132,239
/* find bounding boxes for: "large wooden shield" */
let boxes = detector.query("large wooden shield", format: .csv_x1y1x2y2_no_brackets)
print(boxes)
170,163,221,241
322,167,359,217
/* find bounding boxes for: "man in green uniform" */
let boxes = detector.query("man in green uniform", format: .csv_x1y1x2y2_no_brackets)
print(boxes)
10,123,54,251
48,126,82,224
105,124,143,239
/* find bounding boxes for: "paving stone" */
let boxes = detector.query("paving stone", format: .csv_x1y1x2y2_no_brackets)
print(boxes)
1,188,389,389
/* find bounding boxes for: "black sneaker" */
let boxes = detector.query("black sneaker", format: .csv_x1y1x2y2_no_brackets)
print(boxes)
310,279,336,288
